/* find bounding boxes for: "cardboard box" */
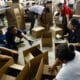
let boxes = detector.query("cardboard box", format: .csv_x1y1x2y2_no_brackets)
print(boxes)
50,26,63,38
0,55,14,78
42,32,53,47
6,3,25,30
1,63,30,80
29,51,48,79
23,44,48,79
23,44,48,65
34,59,56,80
32,26,45,38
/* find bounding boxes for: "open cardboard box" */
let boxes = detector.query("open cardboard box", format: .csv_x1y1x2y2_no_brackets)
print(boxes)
23,44,48,79
23,44,48,65
0,55,14,78
34,58,56,80
1,63,30,80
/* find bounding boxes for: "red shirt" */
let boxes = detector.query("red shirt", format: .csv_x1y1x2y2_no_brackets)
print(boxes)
61,4,73,19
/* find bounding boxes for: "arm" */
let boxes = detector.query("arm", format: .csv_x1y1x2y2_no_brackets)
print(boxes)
66,14,70,26
49,58,62,72
0,47,18,54
16,30,29,41
21,33,29,41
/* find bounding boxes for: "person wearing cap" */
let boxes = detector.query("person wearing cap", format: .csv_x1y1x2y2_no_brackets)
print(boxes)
49,44,80,80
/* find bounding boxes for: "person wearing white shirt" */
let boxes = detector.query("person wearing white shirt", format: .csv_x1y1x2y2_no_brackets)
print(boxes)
26,5,46,34
49,44,80,80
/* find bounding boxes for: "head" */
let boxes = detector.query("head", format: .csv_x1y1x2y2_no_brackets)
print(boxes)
42,7,50,14
56,44,75,63
7,26,17,34
68,18,79,30
57,3,64,11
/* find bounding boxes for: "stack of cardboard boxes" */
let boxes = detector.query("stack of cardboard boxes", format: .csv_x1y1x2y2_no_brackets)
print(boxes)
6,3,25,30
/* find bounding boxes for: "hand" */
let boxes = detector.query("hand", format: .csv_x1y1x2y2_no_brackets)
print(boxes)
48,66,57,73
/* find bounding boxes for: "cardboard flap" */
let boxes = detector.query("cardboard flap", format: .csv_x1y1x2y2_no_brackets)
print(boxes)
35,58,44,80
0,55,14,78
23,44,40,57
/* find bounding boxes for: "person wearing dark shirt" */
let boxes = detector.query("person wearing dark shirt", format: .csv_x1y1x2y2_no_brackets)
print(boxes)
67,18,80,43
5,26,33,50
57,3,73,35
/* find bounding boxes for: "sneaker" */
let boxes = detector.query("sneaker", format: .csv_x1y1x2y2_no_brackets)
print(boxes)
28,40,33,45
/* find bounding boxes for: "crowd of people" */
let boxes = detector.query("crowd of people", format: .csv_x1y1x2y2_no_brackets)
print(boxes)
0,0,80,80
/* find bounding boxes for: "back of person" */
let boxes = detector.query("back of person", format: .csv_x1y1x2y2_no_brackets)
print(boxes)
61,4,73,19
40,7,53,30
56,50,80,80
